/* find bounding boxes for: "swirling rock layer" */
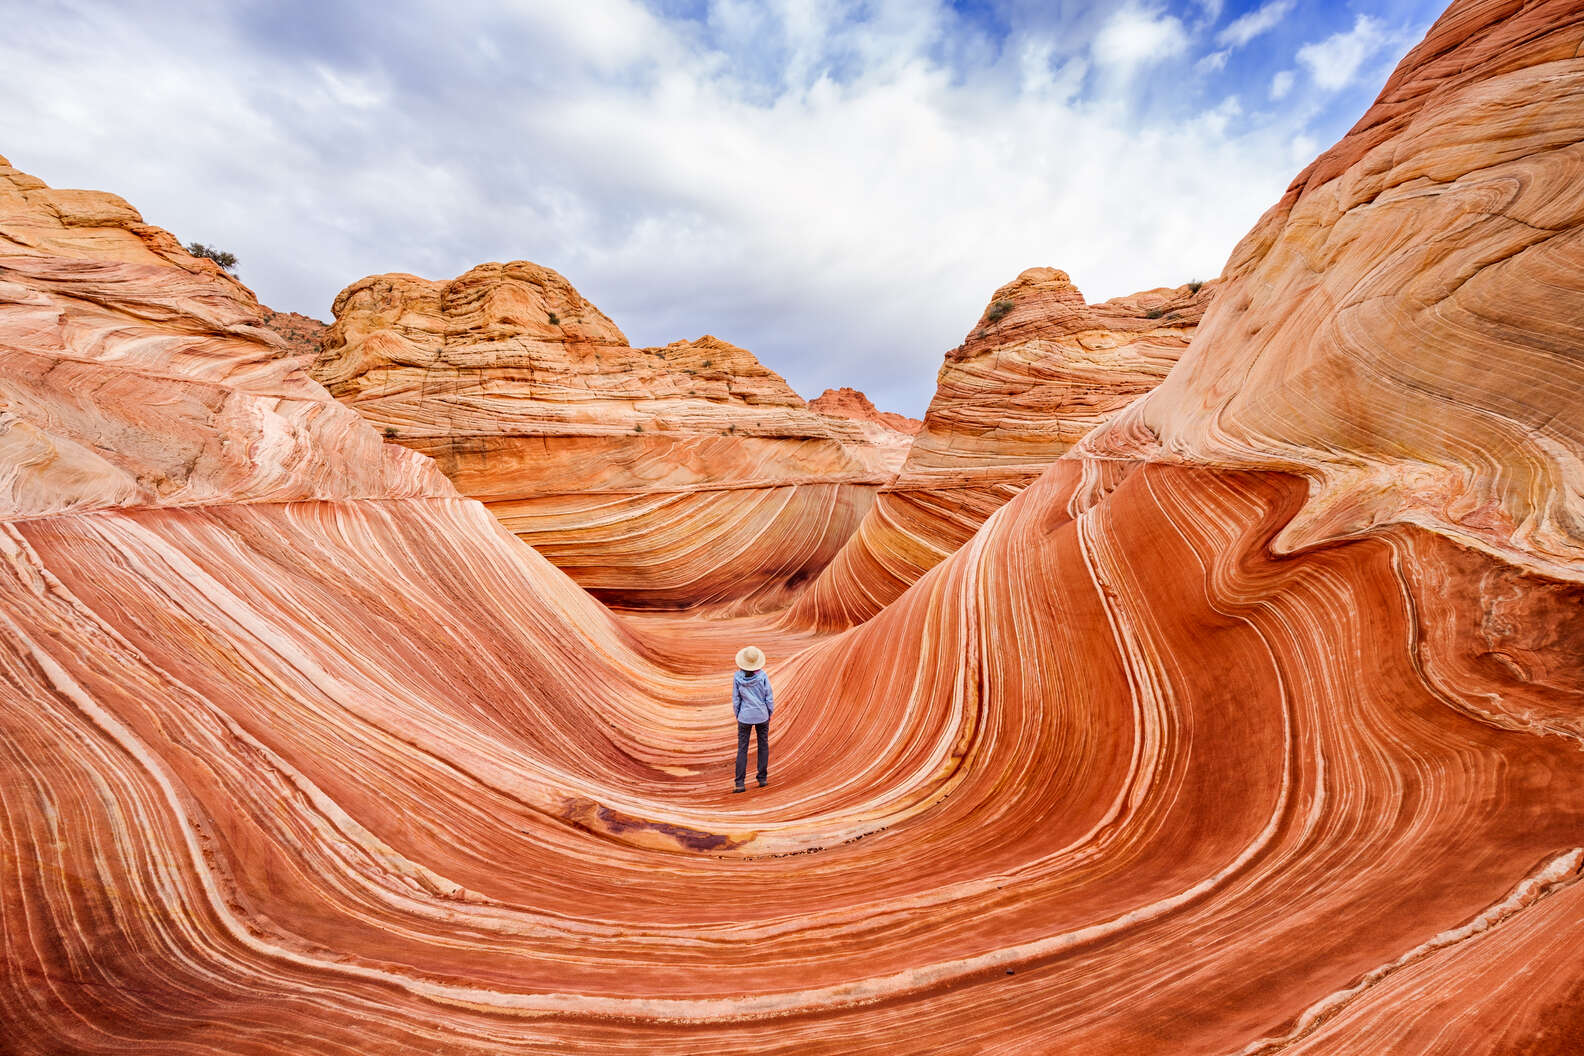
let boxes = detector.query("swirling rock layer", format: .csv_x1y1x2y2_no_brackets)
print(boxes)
788,270,1215,629
312,267,905,610
0,156,447,518
6,0,1584,1051
1079,0,1584,583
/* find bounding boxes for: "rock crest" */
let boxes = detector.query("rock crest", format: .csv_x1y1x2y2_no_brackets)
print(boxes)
788,270,1217,629
312,261,899,608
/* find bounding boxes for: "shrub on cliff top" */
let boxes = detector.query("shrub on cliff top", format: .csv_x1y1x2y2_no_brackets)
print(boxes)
986,299,1014,323
185,242,237,273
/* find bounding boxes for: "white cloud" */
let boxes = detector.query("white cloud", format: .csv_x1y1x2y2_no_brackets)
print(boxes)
1216,0,1295,48
1196,49,1230,74
1290,133,1320,164
1297,15,1389,90
1194,0,1226,21
1092,6,1189,73
0,0,1391,417
1270,69,1295,100
1198,95,1244,138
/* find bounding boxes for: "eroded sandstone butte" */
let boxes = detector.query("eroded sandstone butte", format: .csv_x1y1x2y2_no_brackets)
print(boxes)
807,386,921,477
809,386,922,436
787,268,1215,629
311,263,909,610
4,0,1584,1051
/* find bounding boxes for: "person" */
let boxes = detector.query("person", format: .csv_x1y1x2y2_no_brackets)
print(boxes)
731,645,774,793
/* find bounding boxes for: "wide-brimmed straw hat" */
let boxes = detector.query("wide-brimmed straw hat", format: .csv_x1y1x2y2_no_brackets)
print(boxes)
735,645,766,671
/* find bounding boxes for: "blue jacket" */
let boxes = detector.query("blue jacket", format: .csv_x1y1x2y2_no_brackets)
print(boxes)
732,670,774,725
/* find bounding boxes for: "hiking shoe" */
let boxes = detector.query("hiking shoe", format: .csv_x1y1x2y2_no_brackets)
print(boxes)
732,784,746,794
757,777,768,788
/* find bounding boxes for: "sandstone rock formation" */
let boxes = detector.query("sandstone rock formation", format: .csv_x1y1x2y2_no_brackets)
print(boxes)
787,269,1216,629
258,307,328,359
808,386,921,477
809,386,923,436
0,155,443,517
312,263,894,610
5,0,1584,1051
1076,2,1584,589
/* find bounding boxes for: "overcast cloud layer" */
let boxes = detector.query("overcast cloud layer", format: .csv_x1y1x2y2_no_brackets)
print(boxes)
1,0,1443,415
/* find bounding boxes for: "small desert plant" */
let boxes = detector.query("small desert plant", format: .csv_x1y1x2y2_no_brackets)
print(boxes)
701,359,714,369
986,299,1014,323
1145,307,1165,319
634,422,645,433
548,311,560,325
185,242,238,273
382,426,398,439
1187,279,1204,293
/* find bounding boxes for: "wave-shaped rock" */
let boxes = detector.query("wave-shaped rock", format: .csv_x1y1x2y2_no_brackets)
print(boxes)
1078,2,1584,585
787,269,1215,629
0,155,448,518
4,0,1584,1050
312,263,896,610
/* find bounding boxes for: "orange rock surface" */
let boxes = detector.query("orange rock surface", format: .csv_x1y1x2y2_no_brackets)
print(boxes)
312,264,893,609
258,308,328,359
808,386,923,435
1077,1,1584,590
4,0,1584,1051
788,269,1215,629
807,387,920,477
0,156,445,517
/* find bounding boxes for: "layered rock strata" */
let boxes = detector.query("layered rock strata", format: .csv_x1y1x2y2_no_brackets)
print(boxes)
5,0,1584,1051
0,157,442,516
1077,0,1584,589
808,386,922,437
787,270,1215,629
312,264,894,609
807,386,921,477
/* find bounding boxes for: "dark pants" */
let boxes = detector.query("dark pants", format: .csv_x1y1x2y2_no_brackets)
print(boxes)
735,721,769,786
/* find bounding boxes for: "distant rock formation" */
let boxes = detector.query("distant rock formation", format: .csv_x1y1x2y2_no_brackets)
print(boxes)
787,269,1216,629
808,387,921,478
311,261,895,609
258,308,328,359
809,386,923,435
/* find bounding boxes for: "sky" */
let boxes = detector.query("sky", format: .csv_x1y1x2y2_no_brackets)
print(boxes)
1,0,1447,417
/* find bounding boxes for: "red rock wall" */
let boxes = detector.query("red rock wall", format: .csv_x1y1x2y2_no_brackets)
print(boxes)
313,266,898,610
787,271,1214,629
258,308,328,359
1079,0,1584,584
